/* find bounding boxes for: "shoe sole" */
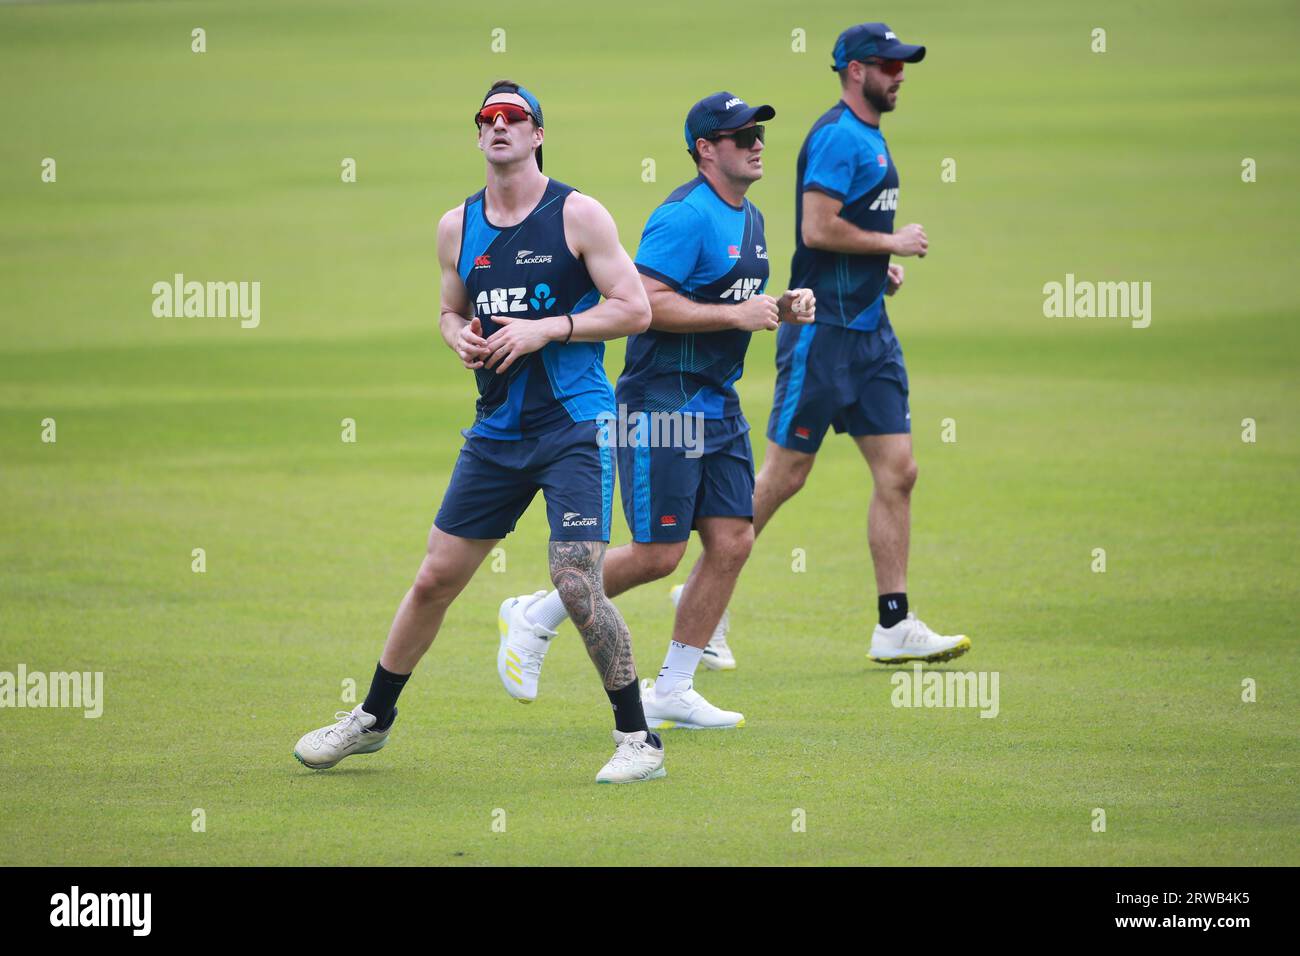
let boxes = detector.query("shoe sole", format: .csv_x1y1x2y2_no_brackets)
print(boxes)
597,767,668,784
293,737,389,771
648,717,745,731
869,636,972,664
498,603,537,704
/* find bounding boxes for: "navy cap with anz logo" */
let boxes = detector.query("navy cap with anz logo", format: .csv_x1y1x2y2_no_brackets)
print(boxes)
683,92,776,151
831,22,926,71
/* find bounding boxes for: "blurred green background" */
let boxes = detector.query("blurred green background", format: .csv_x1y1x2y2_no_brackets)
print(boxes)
1,0,1296,865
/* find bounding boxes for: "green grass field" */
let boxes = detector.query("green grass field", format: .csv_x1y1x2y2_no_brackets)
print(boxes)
1,0,1297,866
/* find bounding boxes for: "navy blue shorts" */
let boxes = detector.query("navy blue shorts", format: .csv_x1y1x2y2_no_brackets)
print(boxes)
618,414,754,544
434,419,614,541
767,319,910,452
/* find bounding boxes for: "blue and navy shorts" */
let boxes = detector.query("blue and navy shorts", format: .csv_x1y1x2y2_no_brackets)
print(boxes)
434,419,613,542
767,319,910,452
618,413,754,544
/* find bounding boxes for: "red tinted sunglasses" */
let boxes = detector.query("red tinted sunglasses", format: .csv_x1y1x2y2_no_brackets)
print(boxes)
475,103,535,127
862,58,905,76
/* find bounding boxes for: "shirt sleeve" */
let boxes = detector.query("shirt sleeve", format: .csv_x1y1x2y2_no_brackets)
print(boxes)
801,123,858,202
634,201,703,291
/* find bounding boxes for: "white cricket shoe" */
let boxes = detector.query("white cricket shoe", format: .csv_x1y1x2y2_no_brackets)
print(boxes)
869,612,972,664
669,583,736,671
497,591,557,703
595,729,666,784
293,704,393,770
642,678,745,730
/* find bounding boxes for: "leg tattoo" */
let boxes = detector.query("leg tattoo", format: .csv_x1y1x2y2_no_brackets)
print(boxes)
550,541,637,690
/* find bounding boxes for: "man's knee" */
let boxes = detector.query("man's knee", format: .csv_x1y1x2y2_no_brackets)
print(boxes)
703,522,754,570
763,455,813,501
884,455,918,498
783,466,811,500
410,556,460,607
635,541,688,582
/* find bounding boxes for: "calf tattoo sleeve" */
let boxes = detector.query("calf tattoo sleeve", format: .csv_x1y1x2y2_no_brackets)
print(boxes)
549,541,637,690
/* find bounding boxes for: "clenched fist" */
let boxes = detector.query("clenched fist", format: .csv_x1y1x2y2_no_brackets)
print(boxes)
732,293,781,332
779,288,816,324
891,223,928,258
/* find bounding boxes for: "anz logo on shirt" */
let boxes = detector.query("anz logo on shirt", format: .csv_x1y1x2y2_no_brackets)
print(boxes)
869,188,900,212
719,277,764,301
474,283,556,316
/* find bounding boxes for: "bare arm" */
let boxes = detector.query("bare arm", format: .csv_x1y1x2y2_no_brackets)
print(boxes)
435,206,491,368
436,207,471,348
641,274,779,333
801,190,928,258
562,192,652,341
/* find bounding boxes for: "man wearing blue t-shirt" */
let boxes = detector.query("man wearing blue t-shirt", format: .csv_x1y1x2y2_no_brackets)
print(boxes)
497,92,815,728
761,23,972,664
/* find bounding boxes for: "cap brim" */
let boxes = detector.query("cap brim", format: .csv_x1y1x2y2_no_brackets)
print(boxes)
719,103,776,132
880,41,925,63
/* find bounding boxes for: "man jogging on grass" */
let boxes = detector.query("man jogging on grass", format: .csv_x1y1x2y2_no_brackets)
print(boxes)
757,23,971,665
493,92,814,727
697,25,971,667
294,80,667,784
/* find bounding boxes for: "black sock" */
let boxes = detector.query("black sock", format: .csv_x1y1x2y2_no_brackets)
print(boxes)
879,592,908,629
361,662,410,731
606,678,650,736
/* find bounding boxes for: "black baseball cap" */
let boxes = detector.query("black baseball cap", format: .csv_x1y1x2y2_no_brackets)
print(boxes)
683,92,775,152
831,22,926,71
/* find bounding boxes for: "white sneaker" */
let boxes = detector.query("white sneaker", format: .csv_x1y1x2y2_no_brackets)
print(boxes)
669,584,736,671
869,612,972,663
642,678,745,730
595,729,667,784
497,591,557,703
293,704,393,770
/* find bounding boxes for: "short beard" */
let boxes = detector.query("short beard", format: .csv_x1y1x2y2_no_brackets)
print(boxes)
862,77,895,114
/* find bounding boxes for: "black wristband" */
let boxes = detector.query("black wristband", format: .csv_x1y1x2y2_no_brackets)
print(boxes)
562,313,574,345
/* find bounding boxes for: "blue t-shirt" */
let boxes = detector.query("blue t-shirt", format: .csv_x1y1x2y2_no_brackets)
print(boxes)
790,101,899,331
618,175,770,419
456,178,614,439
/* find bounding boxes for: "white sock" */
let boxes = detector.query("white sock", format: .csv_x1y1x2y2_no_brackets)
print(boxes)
655,641,703,697
525,590,569,633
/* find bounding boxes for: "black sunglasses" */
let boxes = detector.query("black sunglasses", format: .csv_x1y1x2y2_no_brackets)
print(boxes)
708,124,765,150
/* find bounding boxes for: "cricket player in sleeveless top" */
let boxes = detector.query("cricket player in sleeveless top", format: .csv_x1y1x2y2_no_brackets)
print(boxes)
494,92,815,727
758,24,972,664
294,80,666,784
